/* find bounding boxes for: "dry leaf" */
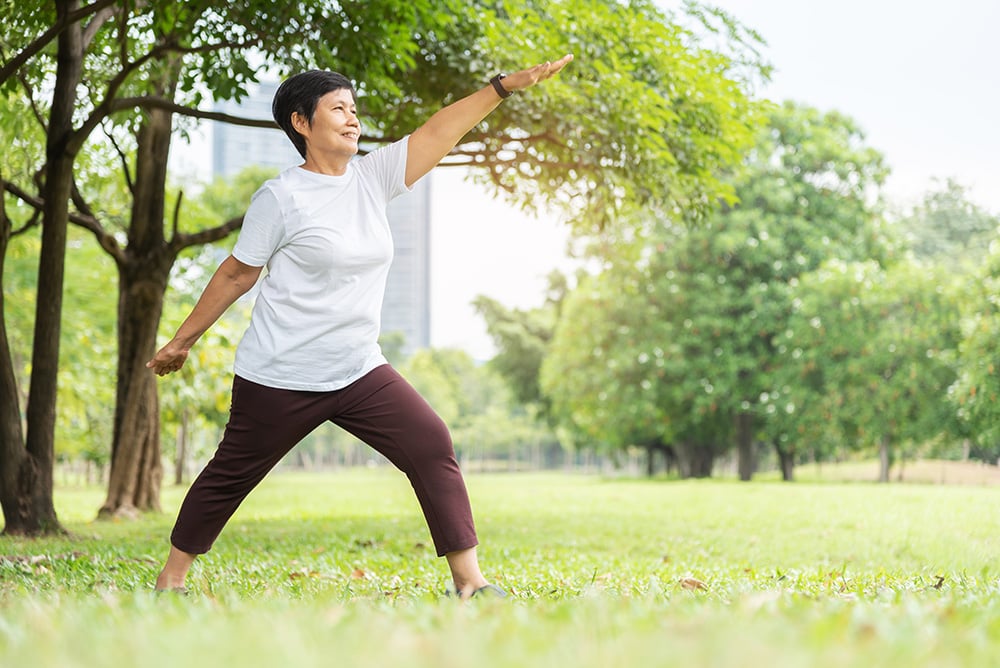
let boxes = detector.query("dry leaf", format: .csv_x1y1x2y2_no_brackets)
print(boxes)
289,570,319,580
351,568,367,580
680,577,708,591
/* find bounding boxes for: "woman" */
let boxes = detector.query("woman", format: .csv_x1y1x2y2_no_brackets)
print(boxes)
148,54,574,599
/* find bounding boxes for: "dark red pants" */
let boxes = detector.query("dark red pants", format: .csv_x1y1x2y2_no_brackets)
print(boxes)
170,365,478,557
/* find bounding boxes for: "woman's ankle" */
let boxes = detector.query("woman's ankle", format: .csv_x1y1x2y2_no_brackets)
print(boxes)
155,545,197,590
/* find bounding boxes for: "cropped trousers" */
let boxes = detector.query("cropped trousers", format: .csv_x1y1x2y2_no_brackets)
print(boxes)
169,364,478,557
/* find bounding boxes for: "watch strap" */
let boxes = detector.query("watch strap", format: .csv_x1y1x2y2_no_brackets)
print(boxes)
490,73,514,99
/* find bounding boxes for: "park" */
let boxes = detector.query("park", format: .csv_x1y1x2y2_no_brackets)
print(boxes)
2,1,999,667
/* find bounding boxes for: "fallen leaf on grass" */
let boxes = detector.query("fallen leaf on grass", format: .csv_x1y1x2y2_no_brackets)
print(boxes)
288,570,320,580
351,568,368,580
680,577,708,591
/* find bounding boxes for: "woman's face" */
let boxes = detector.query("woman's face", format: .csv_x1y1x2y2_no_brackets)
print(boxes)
293,88,360,161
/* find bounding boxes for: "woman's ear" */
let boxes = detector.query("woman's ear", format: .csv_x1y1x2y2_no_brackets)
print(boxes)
291,111,310,135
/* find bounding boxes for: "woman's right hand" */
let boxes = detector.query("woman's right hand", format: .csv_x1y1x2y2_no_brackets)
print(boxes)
146,340,190,377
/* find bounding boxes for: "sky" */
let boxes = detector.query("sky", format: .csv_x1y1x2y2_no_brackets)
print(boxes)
429,0,1000,358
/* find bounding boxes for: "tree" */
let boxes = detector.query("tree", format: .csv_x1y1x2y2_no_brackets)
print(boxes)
2,0,767,525
897,178,998,268
950,232,1000,459
454,0,767,230
0,0,102,535
777,260,963,482
542,102,892,480
540,262,697,475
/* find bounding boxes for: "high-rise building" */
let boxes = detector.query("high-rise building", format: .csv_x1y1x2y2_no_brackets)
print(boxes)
211,82,431,356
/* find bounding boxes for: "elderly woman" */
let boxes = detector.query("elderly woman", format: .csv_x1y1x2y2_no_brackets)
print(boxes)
148,54,573,599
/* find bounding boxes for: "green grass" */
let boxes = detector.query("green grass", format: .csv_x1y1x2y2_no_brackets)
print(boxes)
3,469,1000,667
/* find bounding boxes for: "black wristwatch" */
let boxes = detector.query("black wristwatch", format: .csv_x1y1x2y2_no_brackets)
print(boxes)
490,73,514,99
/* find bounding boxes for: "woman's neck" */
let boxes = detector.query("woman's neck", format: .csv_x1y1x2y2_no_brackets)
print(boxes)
300,152,351,176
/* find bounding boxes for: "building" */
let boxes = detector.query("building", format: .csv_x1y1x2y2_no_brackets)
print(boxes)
212,82,432,357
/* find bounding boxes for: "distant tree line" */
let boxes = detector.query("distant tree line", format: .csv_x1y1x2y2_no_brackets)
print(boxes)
533,105,999,481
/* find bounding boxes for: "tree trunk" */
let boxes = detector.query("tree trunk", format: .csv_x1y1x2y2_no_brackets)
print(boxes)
675,441,714,479
735,411,754,481
1,0,85,535
878,435,891,483
0,182,55,535
99,95,177,519
774,440,795,482
644,441,673,478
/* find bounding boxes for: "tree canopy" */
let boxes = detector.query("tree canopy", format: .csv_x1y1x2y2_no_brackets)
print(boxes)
541,101,895,479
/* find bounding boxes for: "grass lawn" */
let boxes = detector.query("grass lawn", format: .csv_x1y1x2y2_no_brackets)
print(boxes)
2,468,1000,667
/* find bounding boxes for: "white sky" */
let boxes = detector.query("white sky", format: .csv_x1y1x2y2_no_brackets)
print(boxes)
430,0,1000,357
427,169,576,358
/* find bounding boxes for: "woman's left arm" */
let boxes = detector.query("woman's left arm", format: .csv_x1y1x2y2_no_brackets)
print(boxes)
404,54,574,188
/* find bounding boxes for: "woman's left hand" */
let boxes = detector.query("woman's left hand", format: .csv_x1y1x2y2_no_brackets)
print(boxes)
502,54,574,92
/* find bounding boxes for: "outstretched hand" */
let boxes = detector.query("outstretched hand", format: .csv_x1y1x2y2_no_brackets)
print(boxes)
503,54,574,92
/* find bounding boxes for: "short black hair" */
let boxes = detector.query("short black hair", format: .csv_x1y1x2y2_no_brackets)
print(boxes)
272,70,357,158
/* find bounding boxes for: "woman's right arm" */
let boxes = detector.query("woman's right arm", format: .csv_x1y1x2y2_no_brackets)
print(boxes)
146,255,263,377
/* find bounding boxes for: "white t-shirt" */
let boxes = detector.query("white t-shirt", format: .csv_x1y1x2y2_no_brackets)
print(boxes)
231,136,413,391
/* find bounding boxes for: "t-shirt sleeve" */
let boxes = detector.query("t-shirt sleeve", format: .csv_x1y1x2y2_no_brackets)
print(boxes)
358,135,413,203
232,187,284,267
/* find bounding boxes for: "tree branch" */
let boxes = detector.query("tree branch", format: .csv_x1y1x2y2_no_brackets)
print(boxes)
81,0,121,50
173,215,244,252
69,179,94,218
13,211,42,237
70,209,125,265
171,189,183,240
109,97,281,129
2,179,43,213
1,177,124,262
69,40,172,154
0,0,118,85
76,33,261,147
101,120,134,193
17,71,48,132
